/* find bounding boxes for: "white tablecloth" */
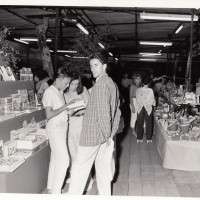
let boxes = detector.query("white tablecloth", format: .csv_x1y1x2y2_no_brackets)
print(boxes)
154,116,200,171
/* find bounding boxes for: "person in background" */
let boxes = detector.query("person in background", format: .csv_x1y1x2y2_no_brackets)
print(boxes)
121,73,132,103
67,53,121,195
129,74,143,137
136,76,156,143
34,70,53,104
64,72,93,191
42,67,74,194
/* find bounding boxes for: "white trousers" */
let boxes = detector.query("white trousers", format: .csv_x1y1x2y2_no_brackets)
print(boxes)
68,116,83,171
130,98,138,128
46,125,69,194
68,142,112,195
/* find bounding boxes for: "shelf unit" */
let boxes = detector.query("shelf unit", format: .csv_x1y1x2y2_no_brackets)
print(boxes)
0,81,50,193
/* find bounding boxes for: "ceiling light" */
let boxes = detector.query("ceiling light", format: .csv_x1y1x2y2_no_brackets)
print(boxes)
98,42,105,49
139,52,162,56
65,55,71,58
158,50,162,53
175,24,184,34
73,56,88,59
76,23,89,35
14,38,29,44
109,52,113,56
139,41,172,46
115,58,118,61
57,50,77,53
140,12,198,21
139,58,157,61
49,50,54,52
20,37,52,42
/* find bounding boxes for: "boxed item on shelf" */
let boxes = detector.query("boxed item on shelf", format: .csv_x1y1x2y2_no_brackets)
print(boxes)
10,150,32,159
3,140,18,157
11,94,22,111
16,134,47,150
27,89,36,107
0,157,25,172
10,127,29,140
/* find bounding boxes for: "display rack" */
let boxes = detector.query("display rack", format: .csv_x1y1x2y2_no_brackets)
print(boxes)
0,81,50,193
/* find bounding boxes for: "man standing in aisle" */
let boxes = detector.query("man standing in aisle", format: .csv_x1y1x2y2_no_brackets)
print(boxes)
67,53,121,195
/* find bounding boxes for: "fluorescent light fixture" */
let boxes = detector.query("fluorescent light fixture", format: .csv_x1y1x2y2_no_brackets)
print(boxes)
98,42,105,49
49,50,54,52
57,50,77,53
76,23,89,35
139,41,172,46
158,50,162,53
109,52,113,56
175,24,184,34
139,52,162,56
20,37,52,42
115,58,118,61
65,55,71,58
14,38,29,44
73,56,88,59
140,12,198,22
139,58,156,61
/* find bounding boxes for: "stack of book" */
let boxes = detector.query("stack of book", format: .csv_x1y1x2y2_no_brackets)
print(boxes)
19,68,33,81
0,66,16,81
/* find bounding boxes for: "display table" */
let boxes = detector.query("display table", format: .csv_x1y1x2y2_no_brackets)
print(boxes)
0,143,50,193
154,115,200,171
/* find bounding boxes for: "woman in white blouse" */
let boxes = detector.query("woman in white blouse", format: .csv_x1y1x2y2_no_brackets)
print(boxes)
64,72,93,191
136,76,156,143
42,67,74,194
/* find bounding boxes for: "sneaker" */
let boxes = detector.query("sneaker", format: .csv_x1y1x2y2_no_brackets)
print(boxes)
137,139,143,143
147,140,152,143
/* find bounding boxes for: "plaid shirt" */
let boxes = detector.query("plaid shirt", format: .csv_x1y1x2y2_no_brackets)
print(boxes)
79,72,121,146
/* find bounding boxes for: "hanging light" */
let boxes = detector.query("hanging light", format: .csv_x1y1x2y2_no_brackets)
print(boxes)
175,24,184,34
76,23,89,35
139,41,172,46
14,38,29,44
98,42,105,49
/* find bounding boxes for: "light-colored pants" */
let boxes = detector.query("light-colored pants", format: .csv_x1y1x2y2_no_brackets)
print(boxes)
46,125,69,194
68,142,112,195
68,116,83,171
130,98,138,128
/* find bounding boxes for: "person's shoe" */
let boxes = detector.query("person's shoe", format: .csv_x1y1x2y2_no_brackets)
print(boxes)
137,139,143,143
147,140,152,143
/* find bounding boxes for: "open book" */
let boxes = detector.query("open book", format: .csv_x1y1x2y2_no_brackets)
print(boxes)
67,100,86,112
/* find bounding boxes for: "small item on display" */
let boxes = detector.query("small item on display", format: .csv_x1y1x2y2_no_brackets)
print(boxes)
0,66,15,81
154,93,200,142
19,68,33,81
27,89,36,107
0,157,25,172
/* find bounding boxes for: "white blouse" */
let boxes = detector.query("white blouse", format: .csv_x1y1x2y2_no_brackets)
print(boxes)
136,87,155,115
42,85,68,127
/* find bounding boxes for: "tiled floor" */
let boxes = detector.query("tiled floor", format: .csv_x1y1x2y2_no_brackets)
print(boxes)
63,128,200,197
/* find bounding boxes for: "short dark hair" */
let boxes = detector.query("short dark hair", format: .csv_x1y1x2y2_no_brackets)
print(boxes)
54,67,73,81
143,76,151,85
70,72,83,94
89,53,107,65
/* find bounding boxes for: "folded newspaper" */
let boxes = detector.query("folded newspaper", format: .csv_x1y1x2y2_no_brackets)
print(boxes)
67,100,86,112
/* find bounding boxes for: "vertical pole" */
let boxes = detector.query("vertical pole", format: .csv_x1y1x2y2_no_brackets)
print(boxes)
185,9,194,89
188,9,194,87
54,7,59,73
135,12,138,54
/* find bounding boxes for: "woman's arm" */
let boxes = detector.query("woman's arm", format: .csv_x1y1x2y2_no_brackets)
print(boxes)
81,86,90,105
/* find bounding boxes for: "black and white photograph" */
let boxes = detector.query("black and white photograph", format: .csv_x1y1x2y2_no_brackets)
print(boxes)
0,0,200,199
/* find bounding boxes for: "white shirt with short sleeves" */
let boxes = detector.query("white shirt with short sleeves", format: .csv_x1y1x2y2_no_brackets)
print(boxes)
42,85,68,127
